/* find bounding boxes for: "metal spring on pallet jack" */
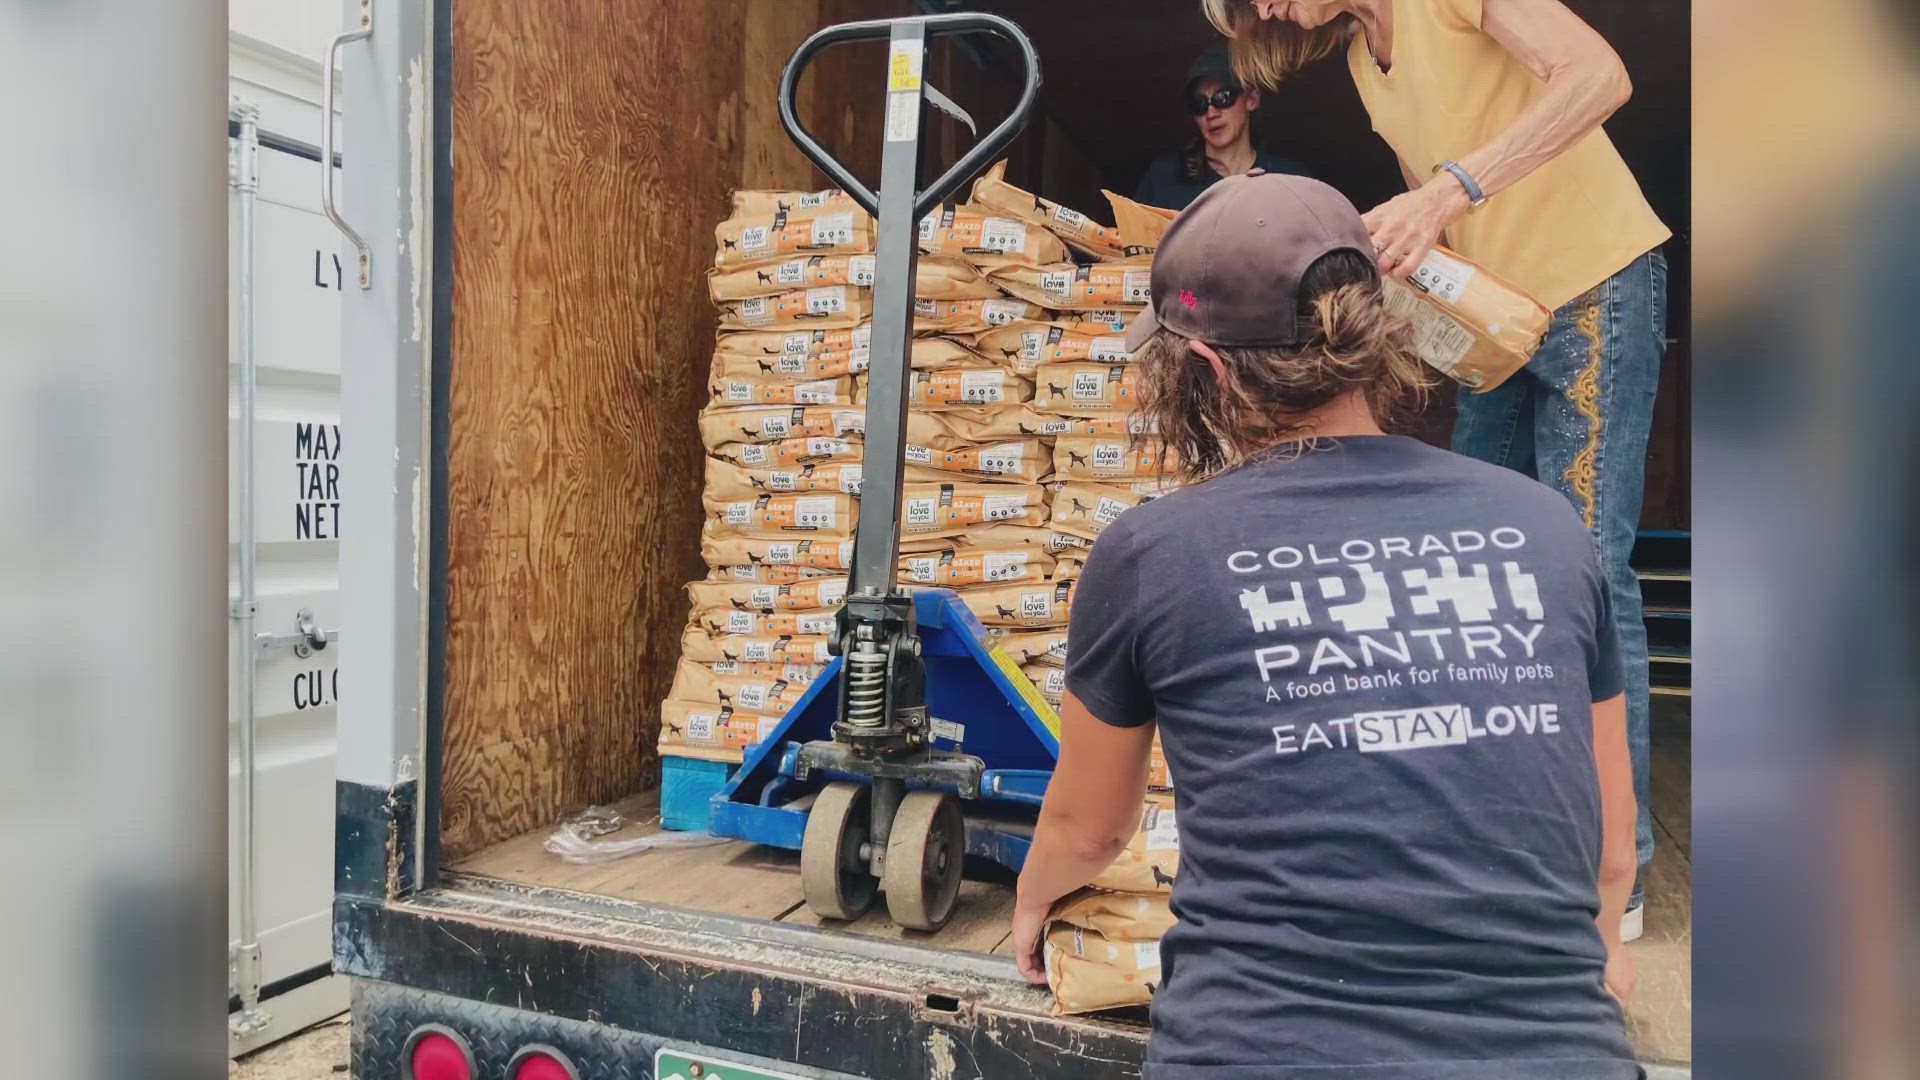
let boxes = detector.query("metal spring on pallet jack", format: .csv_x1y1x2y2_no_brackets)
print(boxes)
845,641,887,726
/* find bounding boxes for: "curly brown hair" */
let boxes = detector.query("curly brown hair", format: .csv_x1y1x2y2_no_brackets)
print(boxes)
1133,249,1432,484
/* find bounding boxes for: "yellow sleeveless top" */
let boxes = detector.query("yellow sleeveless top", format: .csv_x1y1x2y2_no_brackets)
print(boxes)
1348,0,1669,309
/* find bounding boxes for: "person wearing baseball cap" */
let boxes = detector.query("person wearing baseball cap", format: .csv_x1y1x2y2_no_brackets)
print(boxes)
1012,172,1643,1079
1132,45,1310,211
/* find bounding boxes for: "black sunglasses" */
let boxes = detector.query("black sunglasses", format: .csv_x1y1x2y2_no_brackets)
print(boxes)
1186,85,1244,115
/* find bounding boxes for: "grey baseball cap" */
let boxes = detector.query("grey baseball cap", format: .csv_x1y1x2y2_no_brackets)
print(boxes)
1125,170,1376,351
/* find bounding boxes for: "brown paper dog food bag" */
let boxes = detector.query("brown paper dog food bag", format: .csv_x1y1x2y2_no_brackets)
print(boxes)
958,579,1075,628
1052,436,1166,481
668,659,811,716
679,628,834,667
898,546,1055,589
1044,923,1162,1016
717,286,872,332
1381,246,1550,392
688,605,840,640
1148,733,1172,791
1051,889,1177,942
916,204,1068,268
1103,189,1179,258
973,322,1134,374
700,535,856,572
1088,796,1179,894
907,366,1035,409
913,296,1051,335
685,577,849,617
1033,363,1141,414
995,628,1070,667
1050,480,1161,543
899,482,1050,539
698,406,865,449
729,188,859,217
711,435,864,470
658,699,782,762
714,207,873,268
708,373,858,409
705,458,864,501
1052,548,1088,582
706,562,841,585
906,406,1076,444
1023,662,1066,705
711,253,991,303
702,491,858,539
969,161,1125,261
990,263,1154,311
902,438,1050,483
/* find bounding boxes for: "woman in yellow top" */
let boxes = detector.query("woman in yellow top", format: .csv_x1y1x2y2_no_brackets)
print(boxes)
1204,0,1668,944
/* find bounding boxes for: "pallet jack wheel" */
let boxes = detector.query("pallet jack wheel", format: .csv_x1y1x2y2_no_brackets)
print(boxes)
881,790,966,931
801,781,877,921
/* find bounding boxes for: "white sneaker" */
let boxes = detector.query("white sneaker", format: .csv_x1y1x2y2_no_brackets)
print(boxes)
1620,901,1645,943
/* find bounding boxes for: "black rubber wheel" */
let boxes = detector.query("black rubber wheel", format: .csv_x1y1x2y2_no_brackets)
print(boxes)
881,791,966,931
800,781,877,921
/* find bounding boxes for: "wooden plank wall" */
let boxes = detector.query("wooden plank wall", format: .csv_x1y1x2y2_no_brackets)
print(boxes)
441,0,900,859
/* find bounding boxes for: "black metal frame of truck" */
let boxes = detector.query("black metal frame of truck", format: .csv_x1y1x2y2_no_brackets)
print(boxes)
329,2,1150,1076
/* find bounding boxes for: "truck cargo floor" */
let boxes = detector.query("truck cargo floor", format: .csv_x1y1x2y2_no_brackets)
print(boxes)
450,721,1690,1068
449,790,1018,957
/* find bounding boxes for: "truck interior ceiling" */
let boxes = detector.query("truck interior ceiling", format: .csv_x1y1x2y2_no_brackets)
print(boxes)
432,0,1688,993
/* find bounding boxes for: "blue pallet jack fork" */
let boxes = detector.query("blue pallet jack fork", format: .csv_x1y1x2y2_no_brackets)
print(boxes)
707,12,1047,932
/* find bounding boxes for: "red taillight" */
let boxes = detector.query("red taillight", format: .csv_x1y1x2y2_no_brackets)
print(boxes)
509,1044,580,1080
404,1027,474,1080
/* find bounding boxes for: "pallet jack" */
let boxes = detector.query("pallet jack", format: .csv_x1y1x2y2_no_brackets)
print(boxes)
706,13,1056,931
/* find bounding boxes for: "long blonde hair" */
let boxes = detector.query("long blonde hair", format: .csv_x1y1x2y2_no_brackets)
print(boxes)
1201,0,1355,90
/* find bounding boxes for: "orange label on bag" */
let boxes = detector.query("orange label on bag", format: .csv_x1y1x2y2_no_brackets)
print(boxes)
716,209,871,267
910,368,1016,407
711,493,856,535
898,548,1051,587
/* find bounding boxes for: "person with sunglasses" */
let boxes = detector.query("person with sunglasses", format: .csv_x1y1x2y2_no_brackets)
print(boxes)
1133,47,1309,210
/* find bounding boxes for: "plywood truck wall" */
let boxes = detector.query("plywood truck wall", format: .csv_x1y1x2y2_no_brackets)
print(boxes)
439,0,1104,858
441,0,826,858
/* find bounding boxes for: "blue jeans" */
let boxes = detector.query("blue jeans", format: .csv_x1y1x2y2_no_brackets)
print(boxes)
1451,250,1667,866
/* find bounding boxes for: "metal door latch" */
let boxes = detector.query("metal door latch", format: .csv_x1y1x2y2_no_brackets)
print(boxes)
255,608,337,658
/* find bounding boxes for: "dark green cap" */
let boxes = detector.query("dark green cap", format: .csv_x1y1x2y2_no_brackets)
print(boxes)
1186,45,1237,88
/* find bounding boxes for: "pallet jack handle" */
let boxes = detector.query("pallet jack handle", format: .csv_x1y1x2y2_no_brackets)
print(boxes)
776,12,1042,220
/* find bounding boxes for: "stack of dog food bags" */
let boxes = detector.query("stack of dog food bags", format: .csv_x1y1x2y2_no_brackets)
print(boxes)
1045,791,1179,1014
665,177,1177,765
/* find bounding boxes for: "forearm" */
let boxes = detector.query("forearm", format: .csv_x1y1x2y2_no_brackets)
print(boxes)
1451,0,1633,202
1016,810,1132,912
1454,61,1628,199
1594,834,1635,951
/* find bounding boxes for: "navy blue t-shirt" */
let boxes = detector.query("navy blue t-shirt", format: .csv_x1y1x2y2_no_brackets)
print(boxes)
1134,149,1312,211
1067,436,1638,1080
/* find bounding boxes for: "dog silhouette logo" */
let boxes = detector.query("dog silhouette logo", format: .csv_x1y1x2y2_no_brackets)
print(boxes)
756,270,774,285
715,688,733,705
1068,498,1091,517
996,604,1017,619
756,359,776,374
1047,383,1067,400
1067,450,1089,469
722,237,737,251
1151,865,1174,888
